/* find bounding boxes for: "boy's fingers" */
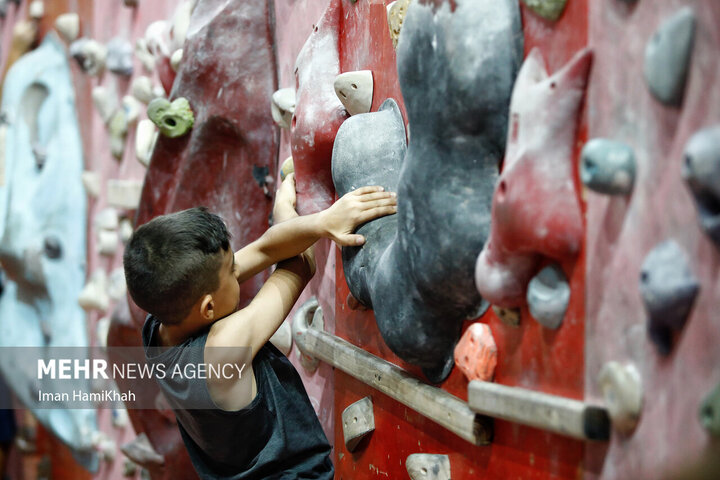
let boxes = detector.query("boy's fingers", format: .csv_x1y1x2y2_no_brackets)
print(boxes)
352,186,384,196
360,198,397,210
358,191,396,202
338,234,365,246
359,205,398,222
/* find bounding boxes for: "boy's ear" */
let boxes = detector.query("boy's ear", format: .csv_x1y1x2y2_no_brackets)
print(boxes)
199,294,215,320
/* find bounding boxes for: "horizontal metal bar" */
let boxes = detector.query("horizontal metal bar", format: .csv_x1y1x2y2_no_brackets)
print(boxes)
468,380,609,441
292,299,491,446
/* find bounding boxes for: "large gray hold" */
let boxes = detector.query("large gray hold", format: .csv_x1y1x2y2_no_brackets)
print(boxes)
639,240,699,355
526,264,570,330
332,0,522,382
681,125,720,249
580,139,636,195
644,7,696,106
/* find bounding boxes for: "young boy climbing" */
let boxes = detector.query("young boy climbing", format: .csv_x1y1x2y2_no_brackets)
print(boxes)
123,173,397,479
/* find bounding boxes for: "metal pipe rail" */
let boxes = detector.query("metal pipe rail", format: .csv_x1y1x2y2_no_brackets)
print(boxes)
292,298,610,445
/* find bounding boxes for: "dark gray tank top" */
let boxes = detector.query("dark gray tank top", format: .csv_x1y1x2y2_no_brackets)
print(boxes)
142,315,333,479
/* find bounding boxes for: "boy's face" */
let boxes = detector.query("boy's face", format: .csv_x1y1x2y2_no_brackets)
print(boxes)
210,248,241,320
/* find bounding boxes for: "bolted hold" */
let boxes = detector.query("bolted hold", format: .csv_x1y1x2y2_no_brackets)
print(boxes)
453,323,497,382
386,0,412,49
69,38,107,76
639,240,700,355
644,7,696,106
341,396,375,452
334,70,374,116
681,125,720,250
147,97,194,138
699,382,720,436
598,361,642,434
521,0,568,21
581,139,636,195
55,13,80,43
526,264,571,330
406,454,451,480
270,88,295,130
135,119,159,167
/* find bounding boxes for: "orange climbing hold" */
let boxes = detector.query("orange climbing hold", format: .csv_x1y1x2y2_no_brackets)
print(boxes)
453,323,497,382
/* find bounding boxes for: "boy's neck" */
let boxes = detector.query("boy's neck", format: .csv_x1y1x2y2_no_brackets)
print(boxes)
157,315,212,346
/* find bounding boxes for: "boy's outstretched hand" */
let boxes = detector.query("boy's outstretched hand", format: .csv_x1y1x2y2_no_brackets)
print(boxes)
320,186,397,246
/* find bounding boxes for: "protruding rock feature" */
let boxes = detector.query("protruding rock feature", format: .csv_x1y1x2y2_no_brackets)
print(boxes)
454,323,497,382
333,0,522,382
147,97,194,138
107,179,143,210
92,86,117,124
107,37,134,76
581,139,636,195
644,7,696,106
475,48,592,309
292,298,322,373
269,320,292,356
135,119,159,167
682,125,720,249
55,13,79,43
598,362,642,435
271,88,295,130
406,454,451,480
527,264,570,329
334,70,373,116
521,0,568,21
700,382,720,436
493,305,521,327
639,240,700,355
78,269,110,313
341,397,375,452
69,38,107,76
387,0,412,49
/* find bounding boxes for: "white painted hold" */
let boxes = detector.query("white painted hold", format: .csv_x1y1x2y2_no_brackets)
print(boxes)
98,229,119,256
270,88,295,130
170,49,183,72
108,110,129,160
406,454,451,480
170,0,194,51
92,86,118,124
112,407,130,429
269,320,293,356
69,38,107,76
598,362,643,435
81,171,101,198
55,13,79,43
145,20,170,58
96,316,110,348
107,179,143,210
95,208,119,231
134,38,155,73
131,76,156,104
122,95,142,126
119,218,134,243
135,119,159,167
334,70,374,116
107,267,127,301
78,269,110,313
29,0,43,19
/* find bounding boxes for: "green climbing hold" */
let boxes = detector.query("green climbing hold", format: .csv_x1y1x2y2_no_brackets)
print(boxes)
522,0,568,22
147,97,195,138
700,382,720,436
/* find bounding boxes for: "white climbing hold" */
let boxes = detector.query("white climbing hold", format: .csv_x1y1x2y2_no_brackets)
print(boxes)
69,38,107,76
406,454,451,480
119,218,134,243
135,119,159,167
145,20,171,58
131,76,157,105
170,48,183,72
122,95,142,127
598,361,643,435
96,316,110,348
271,88,295,130
134,38,155,73
92,86,118,125
81,171,101,198
55,13,79,43
98,229,119,256
107,267,127,301
78,269,110,313
107,179,143,210
29,0,43,19
170,0,194,51
334,70,374,116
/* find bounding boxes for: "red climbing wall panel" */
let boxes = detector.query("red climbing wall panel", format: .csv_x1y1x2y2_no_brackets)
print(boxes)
332,1,590,478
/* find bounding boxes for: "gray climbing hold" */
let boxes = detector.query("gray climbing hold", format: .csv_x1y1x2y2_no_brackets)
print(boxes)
106,37,134,76
526,264,570,330
581,139,636,195
639,240,699,355
521,0,568,22
699,382,720,436
406,454,451,480
341,397,375,452
644,7,696,106
681,125,720,249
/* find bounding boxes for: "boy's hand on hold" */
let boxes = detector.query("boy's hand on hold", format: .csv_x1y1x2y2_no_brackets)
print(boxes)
321,186,397,246
273,173,297,223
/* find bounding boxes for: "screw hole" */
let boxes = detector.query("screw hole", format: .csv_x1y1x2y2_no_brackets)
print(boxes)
351,83,358,90
165,117,177,127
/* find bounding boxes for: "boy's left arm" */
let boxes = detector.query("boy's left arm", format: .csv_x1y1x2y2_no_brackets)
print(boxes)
233,173,396,283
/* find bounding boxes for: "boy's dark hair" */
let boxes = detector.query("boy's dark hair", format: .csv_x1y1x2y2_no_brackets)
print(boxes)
123,207,231,325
